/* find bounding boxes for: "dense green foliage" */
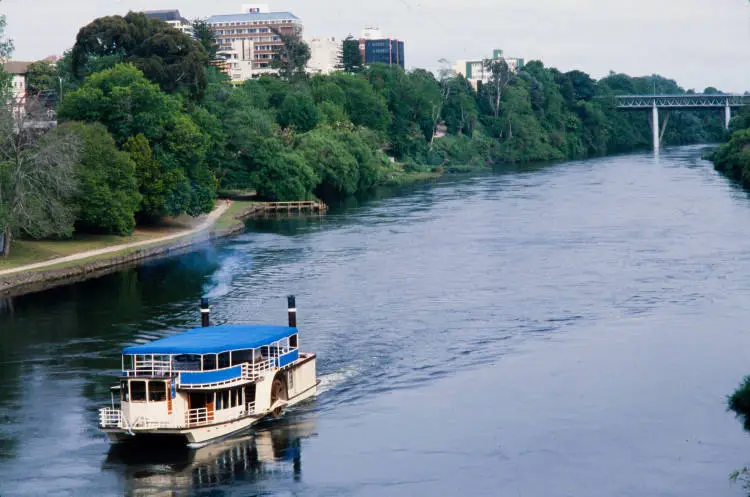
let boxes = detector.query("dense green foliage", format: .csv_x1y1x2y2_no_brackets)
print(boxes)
192,19,219,59
71,12,208,99
1,10,733,251
712,106,750,187
53,122,142,235
25,61,58,95
58,64,216,219
338,36,363,74
729,376,750,432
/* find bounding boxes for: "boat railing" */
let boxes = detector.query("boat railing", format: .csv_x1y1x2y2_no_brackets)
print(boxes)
123,357,173,377
246,401,256,415
186,407,215,428
242,359,274,380
99,408,122,428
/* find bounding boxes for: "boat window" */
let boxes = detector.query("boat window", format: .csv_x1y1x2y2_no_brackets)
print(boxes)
121,380,130,401
123,355,133,371
130,381,147,402
149,381,167,402
232,349,252,365
290,334,298,349
218,352,230,369
216,391,223,410
223,390,230,409
173,354,201,372
203,354,217,371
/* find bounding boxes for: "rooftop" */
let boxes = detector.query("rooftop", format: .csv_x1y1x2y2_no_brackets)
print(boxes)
3,61,33,75
143,9,189,24
206,12,301,24
122,324,297,355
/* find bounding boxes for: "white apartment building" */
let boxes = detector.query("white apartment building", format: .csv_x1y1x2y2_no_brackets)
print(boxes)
306,37,340,75
453,49,524,89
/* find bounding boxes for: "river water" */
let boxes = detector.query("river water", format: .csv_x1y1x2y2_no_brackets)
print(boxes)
1,146,750,496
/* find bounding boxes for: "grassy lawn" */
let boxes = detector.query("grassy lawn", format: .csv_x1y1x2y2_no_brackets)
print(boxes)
0,231,177,271
214,200,258,231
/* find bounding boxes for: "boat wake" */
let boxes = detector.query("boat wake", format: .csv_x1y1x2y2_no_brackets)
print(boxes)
316,366,360,395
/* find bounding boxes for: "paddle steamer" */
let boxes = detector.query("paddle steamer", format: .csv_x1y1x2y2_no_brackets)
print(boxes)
99,296,317,446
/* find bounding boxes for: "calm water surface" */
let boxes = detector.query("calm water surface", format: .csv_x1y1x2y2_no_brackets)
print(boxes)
2,146,750,496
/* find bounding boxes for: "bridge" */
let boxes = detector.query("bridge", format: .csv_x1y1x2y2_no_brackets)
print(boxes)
615,94,748,150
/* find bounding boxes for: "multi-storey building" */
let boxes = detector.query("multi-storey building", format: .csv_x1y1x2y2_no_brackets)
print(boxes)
306,37,340,75
4,61,30,120
358,27,404,69
453,49,524,89
207,4,303,81
143,9,194,37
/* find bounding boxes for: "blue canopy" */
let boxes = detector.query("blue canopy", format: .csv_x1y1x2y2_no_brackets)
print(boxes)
122,325,297,355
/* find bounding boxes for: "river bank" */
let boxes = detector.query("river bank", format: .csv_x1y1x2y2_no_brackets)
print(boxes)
0,201,274,298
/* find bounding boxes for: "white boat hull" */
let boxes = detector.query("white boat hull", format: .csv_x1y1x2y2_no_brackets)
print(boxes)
101,355,318,446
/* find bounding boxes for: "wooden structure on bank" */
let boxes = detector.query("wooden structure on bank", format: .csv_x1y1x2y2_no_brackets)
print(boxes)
261,201,328,214
237,201,328,219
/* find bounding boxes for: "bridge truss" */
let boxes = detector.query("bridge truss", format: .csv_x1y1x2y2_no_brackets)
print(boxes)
614,94,748,150
616,94,746,109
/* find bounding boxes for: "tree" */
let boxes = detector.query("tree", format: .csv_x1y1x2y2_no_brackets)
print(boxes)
59,64,217,219
278,92,319,132
297,126,360,198
0,111,80,256
338,36,363,73
565,70,597,101
123,134,167,219
58,64,181,145
329,73,390,131
251,149,318,201
51,122,141,235
192,18,219,59
0,13,13,90
0,13,79,256
271,28,310,81
442,75,478,135
484,57,511,118
26,61,58,96
71,12,208,99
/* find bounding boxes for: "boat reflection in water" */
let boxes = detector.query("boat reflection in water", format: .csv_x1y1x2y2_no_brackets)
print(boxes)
103,414,317,496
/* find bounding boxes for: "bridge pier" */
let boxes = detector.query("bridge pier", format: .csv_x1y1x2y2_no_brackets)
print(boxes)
725,102,732,130
652,101,659,151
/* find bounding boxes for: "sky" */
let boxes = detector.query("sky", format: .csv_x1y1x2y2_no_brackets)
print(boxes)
2,0,750,92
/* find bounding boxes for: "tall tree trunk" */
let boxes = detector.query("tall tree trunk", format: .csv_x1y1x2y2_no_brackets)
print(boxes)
495,84,501,118
1,225,11,257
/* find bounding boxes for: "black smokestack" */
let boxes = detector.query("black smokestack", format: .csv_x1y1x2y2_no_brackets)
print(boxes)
201,298,210,327
287,295,297,328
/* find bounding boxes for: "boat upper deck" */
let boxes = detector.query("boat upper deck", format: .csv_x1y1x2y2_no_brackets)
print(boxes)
123,325,296,355
120,324,301,389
